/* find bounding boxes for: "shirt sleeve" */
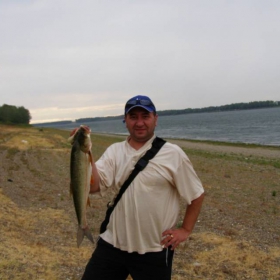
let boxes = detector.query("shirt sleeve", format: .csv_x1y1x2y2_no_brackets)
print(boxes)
95,145,116,196
172,145,204,204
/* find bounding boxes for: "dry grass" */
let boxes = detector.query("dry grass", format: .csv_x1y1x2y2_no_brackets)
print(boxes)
0,124,279,279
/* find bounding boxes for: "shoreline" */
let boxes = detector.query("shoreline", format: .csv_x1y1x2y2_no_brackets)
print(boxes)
167,138,280,159
91,132,280,159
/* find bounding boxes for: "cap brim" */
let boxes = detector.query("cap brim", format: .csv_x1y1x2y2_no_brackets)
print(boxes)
125,105,154,114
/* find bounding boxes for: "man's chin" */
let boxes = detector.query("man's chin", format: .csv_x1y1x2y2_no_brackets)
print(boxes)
133,133,153,142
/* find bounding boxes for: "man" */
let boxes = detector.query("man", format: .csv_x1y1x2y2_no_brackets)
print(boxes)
82,95,204,280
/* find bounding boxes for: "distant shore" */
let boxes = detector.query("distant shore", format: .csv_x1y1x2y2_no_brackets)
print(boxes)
32,100,280,126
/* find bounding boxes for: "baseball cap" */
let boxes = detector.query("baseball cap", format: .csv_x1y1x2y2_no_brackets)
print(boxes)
124,95,156,114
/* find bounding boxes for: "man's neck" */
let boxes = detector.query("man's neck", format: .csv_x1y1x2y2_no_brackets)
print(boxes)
128,135,154,150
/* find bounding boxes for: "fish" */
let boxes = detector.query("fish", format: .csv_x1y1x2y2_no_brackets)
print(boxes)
68,125,94,247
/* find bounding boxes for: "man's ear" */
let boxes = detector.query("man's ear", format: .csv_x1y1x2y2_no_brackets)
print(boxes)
155,114,158,126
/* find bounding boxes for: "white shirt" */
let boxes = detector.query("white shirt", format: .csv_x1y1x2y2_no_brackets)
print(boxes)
96,135,204,254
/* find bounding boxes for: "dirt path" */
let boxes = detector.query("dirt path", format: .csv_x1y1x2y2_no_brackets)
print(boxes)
167,139,280,158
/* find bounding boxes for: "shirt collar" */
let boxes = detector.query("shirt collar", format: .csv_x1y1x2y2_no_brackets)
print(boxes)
126,134,156,151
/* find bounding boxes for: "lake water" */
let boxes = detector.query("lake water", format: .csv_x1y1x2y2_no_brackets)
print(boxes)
37,107,280,146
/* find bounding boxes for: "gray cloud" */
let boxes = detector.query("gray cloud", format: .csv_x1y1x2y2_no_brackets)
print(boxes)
1,0,280,123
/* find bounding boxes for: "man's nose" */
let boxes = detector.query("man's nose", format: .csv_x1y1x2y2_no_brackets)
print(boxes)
135,118,144,126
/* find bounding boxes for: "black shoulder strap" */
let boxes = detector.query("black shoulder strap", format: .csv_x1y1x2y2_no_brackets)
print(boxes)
100,137,166,233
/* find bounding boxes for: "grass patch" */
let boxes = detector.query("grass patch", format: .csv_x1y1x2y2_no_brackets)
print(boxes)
174,232,280,279
182,147,280,169
7,147,19,157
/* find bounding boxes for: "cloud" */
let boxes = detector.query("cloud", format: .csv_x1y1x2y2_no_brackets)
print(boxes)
1,0,280,122
30,102,124,123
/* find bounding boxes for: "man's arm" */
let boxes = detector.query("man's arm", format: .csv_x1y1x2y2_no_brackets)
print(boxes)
161,193,204,250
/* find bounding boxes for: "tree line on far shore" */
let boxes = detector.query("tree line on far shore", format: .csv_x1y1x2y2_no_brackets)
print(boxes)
156,100,279,116
2,100,278,126
0,104,31,125
74,100,280,123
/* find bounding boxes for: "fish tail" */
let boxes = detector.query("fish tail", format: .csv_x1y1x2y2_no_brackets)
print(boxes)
77,226,94,247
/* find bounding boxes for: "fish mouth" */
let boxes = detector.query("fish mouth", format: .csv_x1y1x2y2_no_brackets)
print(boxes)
69,125,91,137
68,125,92,144
80,125,91,134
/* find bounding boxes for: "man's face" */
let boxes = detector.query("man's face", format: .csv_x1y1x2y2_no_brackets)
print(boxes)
125,107,158,143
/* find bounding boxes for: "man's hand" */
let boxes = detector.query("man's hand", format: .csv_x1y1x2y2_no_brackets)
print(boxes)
161,193,204,250
161,228,191,250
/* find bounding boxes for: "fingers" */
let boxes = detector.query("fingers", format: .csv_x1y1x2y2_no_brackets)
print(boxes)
161,228,190,250
161,233,178,250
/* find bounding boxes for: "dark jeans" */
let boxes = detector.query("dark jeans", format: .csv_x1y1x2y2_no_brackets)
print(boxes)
82,238,174,280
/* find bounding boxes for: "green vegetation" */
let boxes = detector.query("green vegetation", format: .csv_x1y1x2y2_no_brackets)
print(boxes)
158,100,280,116
0,104,31,125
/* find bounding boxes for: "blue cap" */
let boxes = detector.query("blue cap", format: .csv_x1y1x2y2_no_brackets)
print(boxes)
124,95,156,114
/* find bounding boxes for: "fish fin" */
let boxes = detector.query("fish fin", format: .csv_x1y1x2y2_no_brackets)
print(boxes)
77,227,84,247
89,150,95,188
88,151,94,185
88,150,93,165
77,226,94,247
85,227,94,244
70,127,79,137
90,174,94,185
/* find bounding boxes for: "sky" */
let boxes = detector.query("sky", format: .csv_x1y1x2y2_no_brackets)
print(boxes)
1,0,280,124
